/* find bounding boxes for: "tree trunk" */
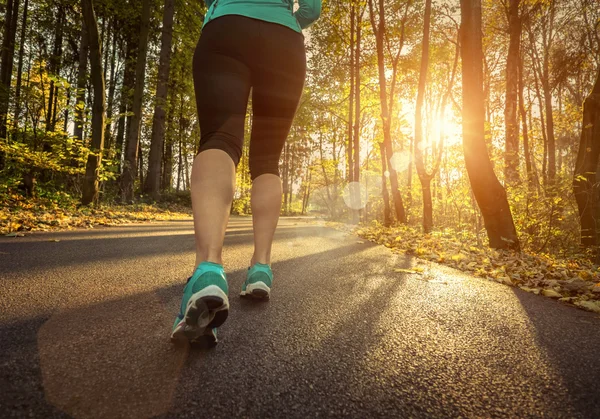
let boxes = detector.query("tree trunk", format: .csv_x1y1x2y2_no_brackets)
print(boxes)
347,1,355,183
74,18,89,142
121,0,151,202
145,0,175,200
368,0,407,224
460,0,519,250
283,141,290,213
380,142,391,227
104,20,118,153
414,0,434,233
12,0,28,131
81,0,106,206
116,37,136,172
0,0,19,140
504,0,520,186
45,7,64,133
573,67,600,247
162,80,177,192
541,3,556,184
518,45,534,189
352,4,364,224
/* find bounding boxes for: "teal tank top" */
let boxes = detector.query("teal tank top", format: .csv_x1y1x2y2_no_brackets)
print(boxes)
203,0,321,33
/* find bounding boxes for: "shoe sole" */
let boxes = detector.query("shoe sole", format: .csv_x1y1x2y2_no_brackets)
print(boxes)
241,281,271,299
171,285,229,344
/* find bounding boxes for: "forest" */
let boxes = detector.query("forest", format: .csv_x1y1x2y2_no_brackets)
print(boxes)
1,0,600,282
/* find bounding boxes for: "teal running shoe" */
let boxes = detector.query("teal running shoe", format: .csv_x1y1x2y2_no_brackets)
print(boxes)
171,261,229,344
240,263,273,299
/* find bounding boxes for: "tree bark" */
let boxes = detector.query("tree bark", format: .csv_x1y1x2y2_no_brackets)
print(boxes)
541,2,556,184
121,0,151,202
368,0,407,223
116,37,136,171
162,78,177,192
504,0,521,186
352,4,364,224
145,0,175,200
347,1,355,183
81,0,106,206
380,142,391,227
518,44,534,189
573,67,600,247
45,6,64,133
12,0,28,131
414,0,433,233
104,19,118,153
0,0,19,140
460,0,519,250
74,18,88,142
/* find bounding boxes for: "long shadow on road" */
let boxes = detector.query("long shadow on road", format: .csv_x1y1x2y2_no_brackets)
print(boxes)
513,289,600,417
1,231,372,418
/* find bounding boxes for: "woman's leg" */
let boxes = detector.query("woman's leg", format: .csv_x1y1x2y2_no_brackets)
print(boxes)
248,23,307,268
191,150,235,267
191,18,252,268
250,174,282,265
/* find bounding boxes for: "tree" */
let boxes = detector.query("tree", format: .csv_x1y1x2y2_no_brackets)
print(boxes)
121,0,151,202
144,0,175,200
504,0,521,186
81,0,106,205
74,18,89,143
573,66,600,248
0,0,20,139
368,0,408,224
460,0,519,250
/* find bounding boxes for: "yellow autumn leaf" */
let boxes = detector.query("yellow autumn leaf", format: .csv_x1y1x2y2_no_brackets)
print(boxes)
542,289,562,298
394,268,423,275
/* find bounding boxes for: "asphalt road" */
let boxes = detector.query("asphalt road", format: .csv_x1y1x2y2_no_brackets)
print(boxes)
1,218,600,419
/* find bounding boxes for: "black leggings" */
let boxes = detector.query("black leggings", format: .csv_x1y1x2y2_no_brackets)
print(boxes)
193,15,306,180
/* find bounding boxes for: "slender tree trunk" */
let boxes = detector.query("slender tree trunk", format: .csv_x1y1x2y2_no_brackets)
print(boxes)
347,1,355,183
116,37,136,172
414,0,434,233
380,142,391,226
283,141,290,213
104,20,118,153
121,0,151,202
352,4,364,223
162,81,176,192
573,67,600,248
0,0,19,139
518,45,534,189
81,0,106,206
368,0,407,223
504,0,521,186
145,0,175,199
74,18,88,142
541,2,556,184
460,0,519,250
45,7,64,133
13,0,28,131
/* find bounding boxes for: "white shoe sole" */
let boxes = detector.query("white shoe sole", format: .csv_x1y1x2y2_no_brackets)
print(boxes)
171,285,229,343
240,281,271,299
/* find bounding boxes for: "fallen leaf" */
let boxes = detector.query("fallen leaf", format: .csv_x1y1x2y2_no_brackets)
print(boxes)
542,289,562,298
575,301,600,314
394,268,423,275
5,232,24,237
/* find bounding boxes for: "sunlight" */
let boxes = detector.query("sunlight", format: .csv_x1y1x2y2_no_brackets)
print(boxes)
431,111,462,149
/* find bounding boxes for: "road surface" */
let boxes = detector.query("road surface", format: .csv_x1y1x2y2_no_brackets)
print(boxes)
1,218,599,418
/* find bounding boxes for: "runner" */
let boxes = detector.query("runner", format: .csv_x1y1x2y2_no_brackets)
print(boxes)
171,0,321,345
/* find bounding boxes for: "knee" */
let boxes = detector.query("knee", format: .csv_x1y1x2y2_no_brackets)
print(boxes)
198,132,242,166
250,155,280,180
